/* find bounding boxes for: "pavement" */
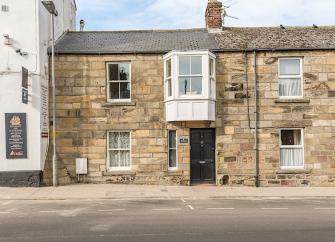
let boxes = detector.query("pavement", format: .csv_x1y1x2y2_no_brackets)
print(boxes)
1,184,335,200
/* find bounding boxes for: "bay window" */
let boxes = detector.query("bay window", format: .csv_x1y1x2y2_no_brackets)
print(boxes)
278,58,303,98
163,50,216,122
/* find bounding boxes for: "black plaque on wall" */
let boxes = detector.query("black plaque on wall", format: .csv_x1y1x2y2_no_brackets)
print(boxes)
5,113,28,159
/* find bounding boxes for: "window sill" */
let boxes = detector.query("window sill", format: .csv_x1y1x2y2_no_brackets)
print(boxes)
276,168,312,174
103,101,136,107
103,170,136,176
274,98,310,104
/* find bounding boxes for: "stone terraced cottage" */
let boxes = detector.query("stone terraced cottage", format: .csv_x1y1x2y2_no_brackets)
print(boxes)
44,0,335,187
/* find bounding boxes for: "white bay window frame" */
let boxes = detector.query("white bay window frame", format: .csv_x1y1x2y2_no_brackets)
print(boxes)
279,128,304,169
278,58,303,99
163,50,216,122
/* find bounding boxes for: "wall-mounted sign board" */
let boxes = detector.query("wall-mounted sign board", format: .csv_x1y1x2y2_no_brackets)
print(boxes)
5,113,27,159
179,136,189,145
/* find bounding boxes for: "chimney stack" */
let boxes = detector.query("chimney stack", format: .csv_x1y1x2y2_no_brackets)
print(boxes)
205,0,223,32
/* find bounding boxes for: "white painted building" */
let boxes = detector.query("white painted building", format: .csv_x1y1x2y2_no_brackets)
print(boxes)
0,0,76,186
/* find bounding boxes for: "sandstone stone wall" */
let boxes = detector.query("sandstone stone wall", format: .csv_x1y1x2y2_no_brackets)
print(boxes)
44,51,335,187
216,51,335,186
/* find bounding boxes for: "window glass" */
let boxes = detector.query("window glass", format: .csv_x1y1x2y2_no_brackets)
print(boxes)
278,59,302,98
109,83,120,99
280,129,304,168
279,78,302,97
109,64,118,80
210,77,215,97
281,130,302,146
279,59,301,75
179,56,190,75
191,77,202,94
179,77,191,95
120,82,131,99
191,56,202,75
166,59,172,77
168,130,177,169
209,59,214,76
108,132,131,169
119,63,130,80
107,63,131,101
167,79,172,97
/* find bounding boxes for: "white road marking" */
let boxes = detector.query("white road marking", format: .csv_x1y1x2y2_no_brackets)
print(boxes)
1,201,12,206
261,208,289,210
98,209,126,212
187,205,194,210
152,208,181,211
208,208,235,210
39,210,60,213
0,211,11,214
314,208,335,210
181,199,186,203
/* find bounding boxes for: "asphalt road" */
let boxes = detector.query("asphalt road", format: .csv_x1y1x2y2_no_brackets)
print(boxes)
0,198,335,242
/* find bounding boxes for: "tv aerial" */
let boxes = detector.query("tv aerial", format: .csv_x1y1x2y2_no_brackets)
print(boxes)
222,0,239,20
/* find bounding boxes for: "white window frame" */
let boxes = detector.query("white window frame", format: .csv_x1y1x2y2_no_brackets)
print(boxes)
164,58,173,101
278,58,303,99
177,55,204,98
107,131,132,171
279,128,304,169
106,62,132,103
209,58,216,99
168,130,178,171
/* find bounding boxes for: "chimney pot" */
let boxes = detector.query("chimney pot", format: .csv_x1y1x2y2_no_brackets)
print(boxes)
80,19,85,31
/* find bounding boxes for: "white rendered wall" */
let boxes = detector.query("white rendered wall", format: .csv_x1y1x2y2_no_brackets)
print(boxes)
0,0,76,172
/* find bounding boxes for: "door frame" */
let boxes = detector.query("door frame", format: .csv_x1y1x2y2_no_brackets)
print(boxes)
190,128,216,184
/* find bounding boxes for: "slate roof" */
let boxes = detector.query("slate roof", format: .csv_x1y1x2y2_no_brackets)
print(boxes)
54,26,335,54
215,26,335,50
54,28,220,54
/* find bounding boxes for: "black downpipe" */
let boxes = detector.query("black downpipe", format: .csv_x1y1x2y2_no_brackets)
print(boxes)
253,50,260,187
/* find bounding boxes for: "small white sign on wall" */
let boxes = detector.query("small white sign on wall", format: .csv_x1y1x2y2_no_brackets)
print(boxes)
76,158,88,175
179,136,189,145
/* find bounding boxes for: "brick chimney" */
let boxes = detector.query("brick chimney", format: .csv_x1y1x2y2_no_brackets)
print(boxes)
205,0,223,31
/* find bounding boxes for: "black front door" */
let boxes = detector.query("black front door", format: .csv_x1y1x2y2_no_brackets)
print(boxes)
190,129,215,183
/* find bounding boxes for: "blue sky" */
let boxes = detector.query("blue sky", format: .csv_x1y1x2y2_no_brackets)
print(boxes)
76,0,335,31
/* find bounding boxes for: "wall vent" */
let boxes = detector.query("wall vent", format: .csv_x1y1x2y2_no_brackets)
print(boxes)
1,5,9,12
